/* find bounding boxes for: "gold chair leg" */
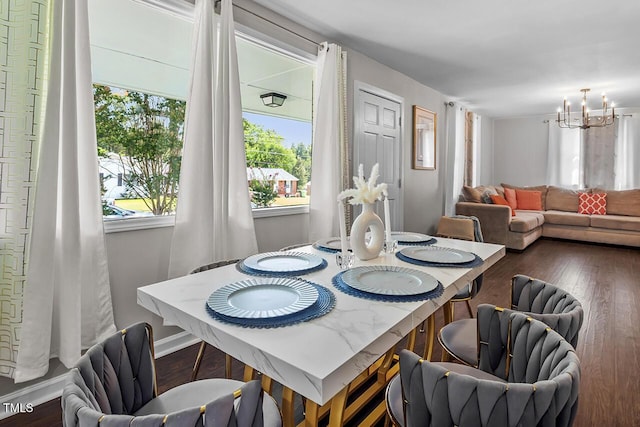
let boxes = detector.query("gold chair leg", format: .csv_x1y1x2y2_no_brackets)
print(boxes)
422,315,435,361
224,354,233,379
191,341,207,381
465,300,474,318
441,301,453,362
281,387,296,427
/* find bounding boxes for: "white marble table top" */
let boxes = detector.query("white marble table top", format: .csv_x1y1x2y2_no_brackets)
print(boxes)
137,238,505,405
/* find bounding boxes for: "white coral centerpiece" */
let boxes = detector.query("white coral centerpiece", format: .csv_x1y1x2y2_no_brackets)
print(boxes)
338,163,388,205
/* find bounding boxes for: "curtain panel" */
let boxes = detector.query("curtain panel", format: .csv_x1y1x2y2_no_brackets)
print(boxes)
546,124,581,188
308,43,348,242
615,115,640,189
169,0,257,278
0,0,50,379
14,0,115,383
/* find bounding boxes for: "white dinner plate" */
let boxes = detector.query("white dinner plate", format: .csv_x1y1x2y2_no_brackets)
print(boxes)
207,277,319,319
399,246,475,264
243,252,324,273
391,232,434,243
315,237,350,251
340,266,439,296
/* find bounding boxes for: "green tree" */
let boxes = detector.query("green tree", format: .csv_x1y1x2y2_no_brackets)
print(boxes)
93,84,185,215
243,119,296,173
290,142,311,188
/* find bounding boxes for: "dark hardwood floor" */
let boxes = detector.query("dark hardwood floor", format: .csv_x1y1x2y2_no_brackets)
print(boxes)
5,238,639,426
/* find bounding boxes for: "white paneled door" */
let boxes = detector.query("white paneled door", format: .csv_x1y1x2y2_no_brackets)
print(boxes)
354,83,404,231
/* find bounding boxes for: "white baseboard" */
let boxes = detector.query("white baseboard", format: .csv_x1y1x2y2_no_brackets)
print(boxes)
0,331,198,420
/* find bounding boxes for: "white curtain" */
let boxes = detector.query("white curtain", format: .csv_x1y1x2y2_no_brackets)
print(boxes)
615,115,640,189
546,123,581,188
15,0,115,382
443,103,465,216
0,0,50,379
169,0,257,278
583,125,616,189
308,43,348,242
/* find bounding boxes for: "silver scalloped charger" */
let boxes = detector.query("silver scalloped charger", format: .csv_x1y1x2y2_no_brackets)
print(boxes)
208,277,319,319
399,246,475,264
340,265,439,296
242,251,324,273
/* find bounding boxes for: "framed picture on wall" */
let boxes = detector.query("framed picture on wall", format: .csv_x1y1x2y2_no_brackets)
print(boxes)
412,106,436,170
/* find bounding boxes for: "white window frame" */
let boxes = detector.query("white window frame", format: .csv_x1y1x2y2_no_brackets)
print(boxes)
98,8,315,234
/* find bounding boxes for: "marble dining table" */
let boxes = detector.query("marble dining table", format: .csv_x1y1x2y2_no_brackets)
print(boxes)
137,237,505,426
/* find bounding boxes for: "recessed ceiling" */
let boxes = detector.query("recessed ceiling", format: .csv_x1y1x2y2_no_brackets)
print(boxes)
253,0,640,118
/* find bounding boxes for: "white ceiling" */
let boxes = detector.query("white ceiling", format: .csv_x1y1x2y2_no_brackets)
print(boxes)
253,0,640,118
89,0,313,122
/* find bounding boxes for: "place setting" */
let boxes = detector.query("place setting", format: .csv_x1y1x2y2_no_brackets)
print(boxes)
396,245,483,268
205,276,336,328
236,251,328,277
332,265,443,302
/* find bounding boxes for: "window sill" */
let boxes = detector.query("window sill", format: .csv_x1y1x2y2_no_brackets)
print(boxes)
103,205,310,233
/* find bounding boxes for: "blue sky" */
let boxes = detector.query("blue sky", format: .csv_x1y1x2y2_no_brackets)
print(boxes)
243,112,312,148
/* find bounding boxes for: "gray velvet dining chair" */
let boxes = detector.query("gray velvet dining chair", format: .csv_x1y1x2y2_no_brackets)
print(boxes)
190,259,240,381
435,215,484,320
61,322,282,427
438,274,584,367
386,305,581,427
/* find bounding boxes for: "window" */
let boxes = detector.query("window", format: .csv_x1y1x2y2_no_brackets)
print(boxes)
89,0,314,222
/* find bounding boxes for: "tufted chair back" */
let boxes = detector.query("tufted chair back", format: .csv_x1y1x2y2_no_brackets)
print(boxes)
400,310,581,427
511,275,584,347
62,322,271,427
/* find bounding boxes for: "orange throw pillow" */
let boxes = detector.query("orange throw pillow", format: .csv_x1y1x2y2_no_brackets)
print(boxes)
515,189,542,210
578,192,607,215
490,194,515,216
503,187,517,210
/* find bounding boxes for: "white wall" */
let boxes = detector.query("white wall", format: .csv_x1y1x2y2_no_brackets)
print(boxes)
493,115,550,186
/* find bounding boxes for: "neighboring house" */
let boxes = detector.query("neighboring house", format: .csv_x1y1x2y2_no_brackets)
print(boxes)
247,167,299,197
99,154,132,201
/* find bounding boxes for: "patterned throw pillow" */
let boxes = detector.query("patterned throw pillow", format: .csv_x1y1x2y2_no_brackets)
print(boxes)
578,192,607,215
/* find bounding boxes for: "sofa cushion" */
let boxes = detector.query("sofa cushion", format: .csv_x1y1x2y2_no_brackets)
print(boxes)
578,192,607,215
593,188,640,216
502,184,548,210
543,210,591,227
504,187,517,209
515,189,543,210
590,214,640,232
509,211,545,233
546,186,584,212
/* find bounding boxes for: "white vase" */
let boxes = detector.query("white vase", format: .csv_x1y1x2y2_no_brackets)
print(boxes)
350,203,384,260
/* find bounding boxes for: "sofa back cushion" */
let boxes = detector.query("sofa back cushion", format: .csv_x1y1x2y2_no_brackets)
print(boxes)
546,186,584,212
593,188,640,216
501,184,548,210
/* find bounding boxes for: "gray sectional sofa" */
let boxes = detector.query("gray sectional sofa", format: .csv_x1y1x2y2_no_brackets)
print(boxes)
455,185,640,250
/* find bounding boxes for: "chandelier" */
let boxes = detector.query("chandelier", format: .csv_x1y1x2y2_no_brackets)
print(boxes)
556,88,616,129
